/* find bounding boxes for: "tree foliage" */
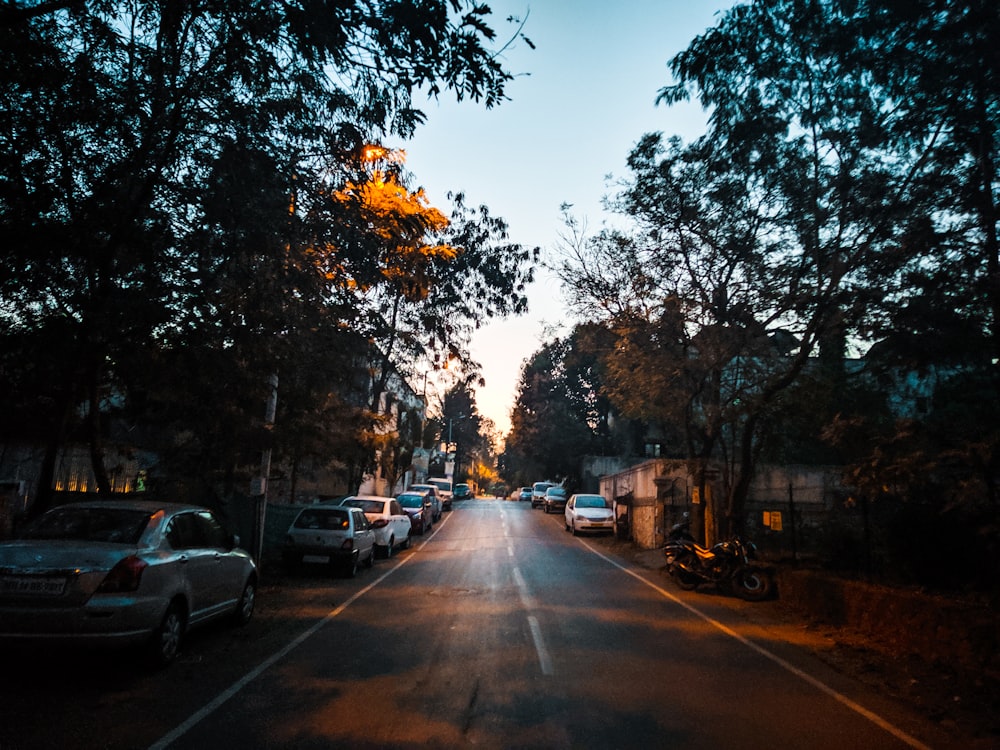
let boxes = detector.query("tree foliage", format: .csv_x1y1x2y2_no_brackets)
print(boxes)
502,328,617,490
554,0,1000,547
0,1,536,509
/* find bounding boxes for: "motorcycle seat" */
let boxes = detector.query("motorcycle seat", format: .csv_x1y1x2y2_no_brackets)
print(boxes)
694,546,714,561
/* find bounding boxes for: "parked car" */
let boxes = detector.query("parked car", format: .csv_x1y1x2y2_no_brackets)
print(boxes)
282,503,376,576
542,485,569,514
339,496,411,557
518,486,532,502
408,484,442,521
564,494,615,535
426,477,454,510
0,500,257,667
452,483,473,501
396,492,434,535
531,481,555,508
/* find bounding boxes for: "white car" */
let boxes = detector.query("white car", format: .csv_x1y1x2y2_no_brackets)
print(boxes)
282,503,376,577
339,496,411,557
564,493,615,535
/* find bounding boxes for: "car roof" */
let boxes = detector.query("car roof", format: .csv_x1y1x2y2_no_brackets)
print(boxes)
47,500,211,514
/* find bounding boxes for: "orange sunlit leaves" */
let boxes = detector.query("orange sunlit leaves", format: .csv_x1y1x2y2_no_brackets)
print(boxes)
333,172,457,300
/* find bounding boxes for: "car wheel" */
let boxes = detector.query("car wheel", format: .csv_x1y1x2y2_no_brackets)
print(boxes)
384,536,394,558
401,533,411,550
572,522,579,537
363,545,375,568
564,518,570,532
232,578,256,626
148,600,185,668
343,553,359,578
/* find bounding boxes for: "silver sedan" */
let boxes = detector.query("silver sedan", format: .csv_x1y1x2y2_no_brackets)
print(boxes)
0,500,257,667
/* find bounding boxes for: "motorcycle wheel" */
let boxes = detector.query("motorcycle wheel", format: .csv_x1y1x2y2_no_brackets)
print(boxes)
735,567,772,601
671,568,700,591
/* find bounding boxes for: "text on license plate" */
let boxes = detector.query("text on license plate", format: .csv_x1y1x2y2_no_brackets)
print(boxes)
0,575,68,596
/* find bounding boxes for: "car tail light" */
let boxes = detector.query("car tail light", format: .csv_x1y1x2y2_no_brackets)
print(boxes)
370,519,389,528
97,555,148,593
340,539,354,551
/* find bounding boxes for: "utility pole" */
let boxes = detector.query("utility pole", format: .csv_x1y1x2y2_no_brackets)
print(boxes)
252,374,278,568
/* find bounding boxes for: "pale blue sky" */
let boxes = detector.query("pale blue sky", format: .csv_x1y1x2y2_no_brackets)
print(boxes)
402,1,737,436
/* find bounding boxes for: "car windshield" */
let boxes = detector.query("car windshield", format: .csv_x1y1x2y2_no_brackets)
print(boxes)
293,508,349,530
341,498,385,514
397,494,424,508
547,487,567,497
576,495,609,508
19,506,152,544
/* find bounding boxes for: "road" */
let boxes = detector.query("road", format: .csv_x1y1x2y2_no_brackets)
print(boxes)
0,499,967,749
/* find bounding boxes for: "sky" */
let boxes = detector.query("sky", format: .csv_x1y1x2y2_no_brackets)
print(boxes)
402,1,737,438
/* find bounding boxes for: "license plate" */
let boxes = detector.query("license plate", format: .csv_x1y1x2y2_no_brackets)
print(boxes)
302,554,331,564
0,575,67,596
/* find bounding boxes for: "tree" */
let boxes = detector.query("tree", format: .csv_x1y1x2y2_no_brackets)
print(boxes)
502,329,615,489
0,2,534,509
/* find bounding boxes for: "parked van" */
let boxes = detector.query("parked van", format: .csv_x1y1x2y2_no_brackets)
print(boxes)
531,481,555,509
426,477,454,510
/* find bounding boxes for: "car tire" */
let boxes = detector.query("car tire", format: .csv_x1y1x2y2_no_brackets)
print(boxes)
572,522,579,536
384,536,394,558
148,600,185,669
232,578,256,626
401,533,411,550
343,553,359,578
363,545,375,568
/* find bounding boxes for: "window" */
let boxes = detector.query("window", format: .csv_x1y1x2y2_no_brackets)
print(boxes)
166,511,229,549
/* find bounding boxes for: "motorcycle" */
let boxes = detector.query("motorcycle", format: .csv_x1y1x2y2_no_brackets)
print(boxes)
663,520,773,601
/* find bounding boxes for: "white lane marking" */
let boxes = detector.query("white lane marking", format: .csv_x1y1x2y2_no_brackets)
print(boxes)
527,615,554,676
147,512,455,750
577,540,932,750
513,566,552,675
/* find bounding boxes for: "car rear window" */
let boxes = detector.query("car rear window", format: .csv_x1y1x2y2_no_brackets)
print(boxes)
19,506,151,544
293,508,349,530
397,494,424,508
341,498,385,514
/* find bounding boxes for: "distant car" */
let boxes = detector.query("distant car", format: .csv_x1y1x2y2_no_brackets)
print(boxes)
282,503,376,576
397,492,434,535
0,500,257,667
453,483,473,501
518,487,532,502
531,482,555,508
543,485,569,514
426,477,454,510
408,484,442,521
564,494,615,535
339,496,411,557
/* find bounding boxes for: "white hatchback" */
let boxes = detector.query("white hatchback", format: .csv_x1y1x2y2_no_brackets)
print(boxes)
339,496,411,557
282,503,376,577
564,494,615,536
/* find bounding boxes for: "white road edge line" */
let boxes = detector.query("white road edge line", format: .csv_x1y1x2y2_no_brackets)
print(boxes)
148,511,453,750
577,539,933,750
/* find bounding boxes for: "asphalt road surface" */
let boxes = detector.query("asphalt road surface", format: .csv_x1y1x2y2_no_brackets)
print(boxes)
0,498,970,749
